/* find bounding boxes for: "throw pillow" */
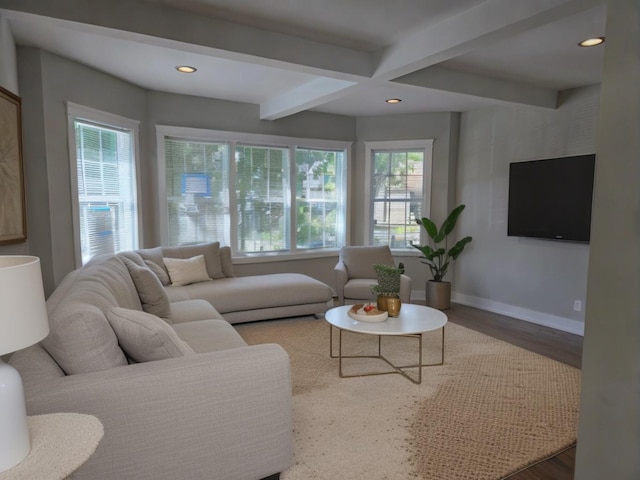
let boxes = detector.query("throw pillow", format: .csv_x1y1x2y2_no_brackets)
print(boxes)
137,247,171,285
122,258,172,321
107,308,195,363
163,255,211,286
220,246,235,277
162,242,225,279
144,260,171,285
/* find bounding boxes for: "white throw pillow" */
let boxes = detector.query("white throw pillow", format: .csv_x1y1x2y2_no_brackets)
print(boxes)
163,255,211,286
107,308,195,363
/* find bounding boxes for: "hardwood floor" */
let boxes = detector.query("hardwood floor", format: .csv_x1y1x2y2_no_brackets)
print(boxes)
445,303,583,480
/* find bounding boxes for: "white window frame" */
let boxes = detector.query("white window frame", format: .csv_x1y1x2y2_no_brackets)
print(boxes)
156,125,351,262
364,139,434,249
67,102,142,267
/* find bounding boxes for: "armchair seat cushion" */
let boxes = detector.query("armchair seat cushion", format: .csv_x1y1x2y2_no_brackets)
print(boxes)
343,279,377,301
335,245,412,305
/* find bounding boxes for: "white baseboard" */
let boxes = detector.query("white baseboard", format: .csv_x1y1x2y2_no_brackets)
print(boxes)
451,292,585,336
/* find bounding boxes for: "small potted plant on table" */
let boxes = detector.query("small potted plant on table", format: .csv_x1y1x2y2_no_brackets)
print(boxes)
371,263,405,317
411,204,472,310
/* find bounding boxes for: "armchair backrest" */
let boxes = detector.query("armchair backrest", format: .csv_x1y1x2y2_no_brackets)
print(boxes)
340,246,395,279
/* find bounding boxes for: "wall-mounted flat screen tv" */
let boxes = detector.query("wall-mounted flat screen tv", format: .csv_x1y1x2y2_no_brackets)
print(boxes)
507,154,596,243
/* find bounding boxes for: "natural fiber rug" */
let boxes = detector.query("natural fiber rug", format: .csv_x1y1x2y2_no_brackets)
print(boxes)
236,316,581,480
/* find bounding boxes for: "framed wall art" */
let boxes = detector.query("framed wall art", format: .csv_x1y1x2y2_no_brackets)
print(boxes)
0,85,26,244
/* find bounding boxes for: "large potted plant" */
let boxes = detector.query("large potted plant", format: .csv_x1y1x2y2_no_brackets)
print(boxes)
411,204,472,310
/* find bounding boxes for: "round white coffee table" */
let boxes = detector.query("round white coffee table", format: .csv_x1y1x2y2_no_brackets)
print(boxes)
325,304,447,384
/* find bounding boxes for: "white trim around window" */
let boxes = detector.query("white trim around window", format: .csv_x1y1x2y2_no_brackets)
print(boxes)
363,139,434,249
66,102,142,267
156,125,352,259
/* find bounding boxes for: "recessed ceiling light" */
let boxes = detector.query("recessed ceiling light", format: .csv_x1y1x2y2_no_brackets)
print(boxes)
578,37,605,47
386,98,402,104
176,65,197,73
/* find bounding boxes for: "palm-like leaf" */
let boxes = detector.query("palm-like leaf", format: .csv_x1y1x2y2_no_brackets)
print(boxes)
440,205,466,236
417,217,438,239
413,205,472,282
448,236,472,259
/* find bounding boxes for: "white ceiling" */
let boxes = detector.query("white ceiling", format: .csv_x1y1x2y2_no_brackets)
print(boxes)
0,0,606,119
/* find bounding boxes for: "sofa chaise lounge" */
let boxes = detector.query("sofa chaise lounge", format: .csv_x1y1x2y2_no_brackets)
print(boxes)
9,242,333,479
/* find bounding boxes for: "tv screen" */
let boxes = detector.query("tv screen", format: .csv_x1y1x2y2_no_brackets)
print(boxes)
507,154,595,243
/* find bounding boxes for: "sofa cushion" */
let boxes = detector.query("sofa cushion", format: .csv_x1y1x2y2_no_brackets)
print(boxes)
170,299,224,323
42,254,140,374
165,273,333,315
122,257,172,321
172,319,248,353
220,246,235,277
43,303,129,374
162,242,225,279
107,308,195,363
136,247,171,285
163,255,212,286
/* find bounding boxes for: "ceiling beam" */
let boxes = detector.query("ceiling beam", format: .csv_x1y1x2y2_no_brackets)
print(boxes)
373,0,604,81
260,78,358,120
0,0,373,79
394,66,558,109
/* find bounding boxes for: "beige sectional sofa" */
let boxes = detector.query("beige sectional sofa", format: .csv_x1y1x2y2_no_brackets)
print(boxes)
123,242,334,324
9,242,333,479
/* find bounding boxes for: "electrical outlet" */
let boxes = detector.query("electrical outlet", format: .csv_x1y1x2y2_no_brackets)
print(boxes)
573,300,582,312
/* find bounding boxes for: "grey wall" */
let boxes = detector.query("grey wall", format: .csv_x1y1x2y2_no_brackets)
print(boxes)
453,85,600,335
575,0,640,477
354,112,460,298
14,48,146,293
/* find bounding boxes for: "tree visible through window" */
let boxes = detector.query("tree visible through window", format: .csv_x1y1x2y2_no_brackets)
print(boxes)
236,145,289,253
73,119,138,264
296,148,345,249
159,128,349,254
371,149,424,248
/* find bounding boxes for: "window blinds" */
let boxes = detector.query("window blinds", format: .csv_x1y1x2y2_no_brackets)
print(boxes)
75,121,138,264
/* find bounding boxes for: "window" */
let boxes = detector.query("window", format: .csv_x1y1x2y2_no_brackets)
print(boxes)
68,104,140,265
365,140,433,249
295,148,346,249
157,126,349,256
164,138,230,246
236,144,289,252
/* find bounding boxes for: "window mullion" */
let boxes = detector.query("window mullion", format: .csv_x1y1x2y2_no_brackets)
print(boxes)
289,146,297,252
228,140,239,254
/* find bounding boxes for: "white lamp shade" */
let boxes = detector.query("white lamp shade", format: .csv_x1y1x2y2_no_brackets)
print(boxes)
0,256,49,356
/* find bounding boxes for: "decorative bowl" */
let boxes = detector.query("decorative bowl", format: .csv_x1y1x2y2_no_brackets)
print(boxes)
347,303,388,323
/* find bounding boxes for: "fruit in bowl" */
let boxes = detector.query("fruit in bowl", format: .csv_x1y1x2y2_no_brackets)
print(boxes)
348,303,388,322
352,303,383,315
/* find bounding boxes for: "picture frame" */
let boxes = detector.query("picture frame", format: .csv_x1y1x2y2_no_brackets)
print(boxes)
0,85,27,244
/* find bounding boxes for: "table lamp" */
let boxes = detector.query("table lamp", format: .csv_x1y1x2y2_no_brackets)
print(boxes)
0,256,49,473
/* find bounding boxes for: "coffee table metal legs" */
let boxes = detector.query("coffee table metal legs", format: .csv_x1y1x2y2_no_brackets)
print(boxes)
329,325,445,384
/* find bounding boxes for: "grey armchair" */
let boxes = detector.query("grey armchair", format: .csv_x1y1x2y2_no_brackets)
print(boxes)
334,246,411,305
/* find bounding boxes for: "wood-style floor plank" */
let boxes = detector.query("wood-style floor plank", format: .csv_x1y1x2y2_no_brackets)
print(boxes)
445,303,583,480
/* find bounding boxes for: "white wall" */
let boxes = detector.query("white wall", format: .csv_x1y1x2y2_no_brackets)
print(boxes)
454,85,600,335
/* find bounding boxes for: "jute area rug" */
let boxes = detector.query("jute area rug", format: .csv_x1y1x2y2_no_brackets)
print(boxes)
235,316,581,480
